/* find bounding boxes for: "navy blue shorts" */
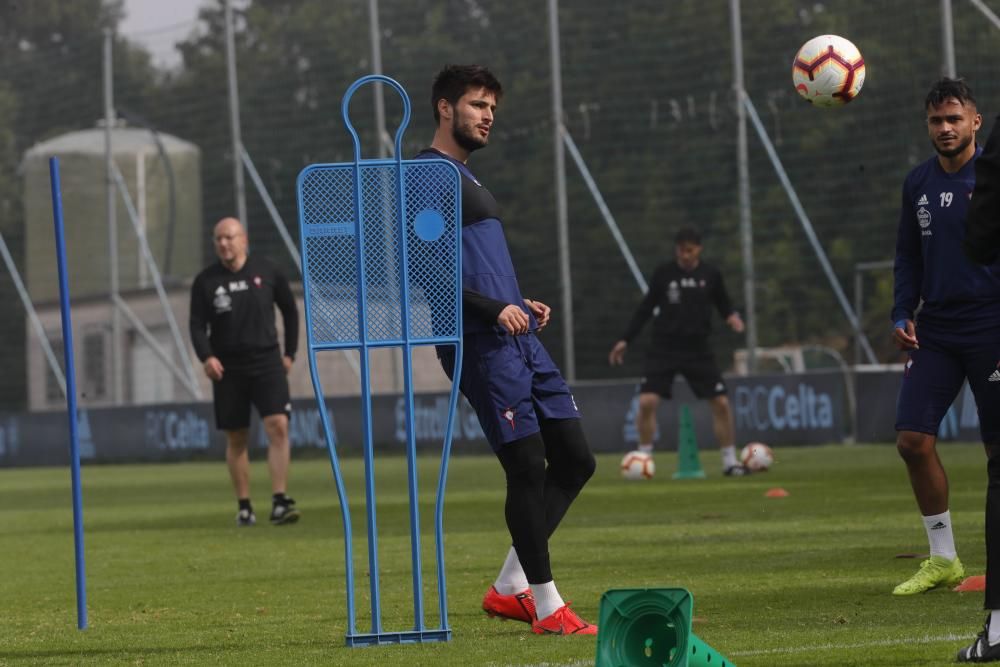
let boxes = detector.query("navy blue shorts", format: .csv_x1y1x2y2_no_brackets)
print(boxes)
438,331,580,451
895,336,1000,442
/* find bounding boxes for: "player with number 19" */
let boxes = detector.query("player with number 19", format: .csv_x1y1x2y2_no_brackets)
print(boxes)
890,79,1000,615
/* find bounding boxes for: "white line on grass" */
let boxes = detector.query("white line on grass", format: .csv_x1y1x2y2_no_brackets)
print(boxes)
728,633,970,657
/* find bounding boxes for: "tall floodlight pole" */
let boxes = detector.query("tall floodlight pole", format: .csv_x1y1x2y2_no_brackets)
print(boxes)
104,29,123,403
942,0,957,77
548,0,575,381
225,0,248,226
368,0,390,158
729,0,757,373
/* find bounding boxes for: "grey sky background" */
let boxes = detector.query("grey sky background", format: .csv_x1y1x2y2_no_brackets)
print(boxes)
120,0,209,68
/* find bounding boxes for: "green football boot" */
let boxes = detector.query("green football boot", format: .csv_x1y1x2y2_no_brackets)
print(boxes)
892,555,964,595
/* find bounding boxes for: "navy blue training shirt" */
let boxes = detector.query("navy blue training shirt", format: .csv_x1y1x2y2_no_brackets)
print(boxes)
415,148,536,335
893,147,1000,344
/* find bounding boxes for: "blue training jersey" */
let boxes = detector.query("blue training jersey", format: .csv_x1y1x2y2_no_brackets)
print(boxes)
893,147,1000,343
415,148,535,335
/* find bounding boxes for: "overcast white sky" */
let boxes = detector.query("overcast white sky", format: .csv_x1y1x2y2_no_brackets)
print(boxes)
119,0,209,68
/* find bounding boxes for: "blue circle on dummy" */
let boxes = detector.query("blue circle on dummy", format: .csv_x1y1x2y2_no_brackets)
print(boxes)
414,208,445,242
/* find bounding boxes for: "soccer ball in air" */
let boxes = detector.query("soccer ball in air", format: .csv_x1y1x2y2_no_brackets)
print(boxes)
792,34,866,107
620,451,655,481
740,443,774,472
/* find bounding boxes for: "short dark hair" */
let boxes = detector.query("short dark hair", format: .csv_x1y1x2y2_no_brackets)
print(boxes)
925,77,976,110
674,227,702,245
431,65,503,123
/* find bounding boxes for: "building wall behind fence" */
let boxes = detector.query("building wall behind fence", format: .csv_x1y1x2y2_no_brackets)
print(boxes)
4,1,1000,413
25,288,451,412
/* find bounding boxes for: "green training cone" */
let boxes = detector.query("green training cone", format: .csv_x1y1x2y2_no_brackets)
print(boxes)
595,588,735,667
673,405,706,479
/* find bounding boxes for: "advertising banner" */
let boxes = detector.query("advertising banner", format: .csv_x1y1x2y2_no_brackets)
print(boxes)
0,370,851,467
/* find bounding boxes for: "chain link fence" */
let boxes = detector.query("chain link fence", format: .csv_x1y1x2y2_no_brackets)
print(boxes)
3,0,1000,411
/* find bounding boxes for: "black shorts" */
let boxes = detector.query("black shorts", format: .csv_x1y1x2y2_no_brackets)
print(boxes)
640,350,727,400
212,361,291,431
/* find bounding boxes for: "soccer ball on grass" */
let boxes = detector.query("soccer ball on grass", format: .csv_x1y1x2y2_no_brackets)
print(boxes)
792,34,865,107
620,450,655,481
740,442,774,472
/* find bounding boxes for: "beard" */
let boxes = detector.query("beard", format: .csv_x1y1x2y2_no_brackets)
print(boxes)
934,135,972,158
452,119,488,153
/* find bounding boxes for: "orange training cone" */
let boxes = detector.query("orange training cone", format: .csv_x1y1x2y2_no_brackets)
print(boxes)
954,575,986,592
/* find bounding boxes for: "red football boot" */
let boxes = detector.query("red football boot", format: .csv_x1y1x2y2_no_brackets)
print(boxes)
482,585,536,624
531,603,598,635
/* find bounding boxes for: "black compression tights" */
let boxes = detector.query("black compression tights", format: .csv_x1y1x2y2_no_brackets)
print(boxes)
495,418,596,584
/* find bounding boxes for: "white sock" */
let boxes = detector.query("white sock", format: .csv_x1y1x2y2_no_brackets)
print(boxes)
530,580,565,620
493,547,529,595
989,610,1000,645
922,511,957,561
721,445,738,468
638,442,653,453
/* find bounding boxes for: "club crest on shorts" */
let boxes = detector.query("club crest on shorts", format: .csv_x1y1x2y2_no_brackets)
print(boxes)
904,358,914,377
500,407,516,430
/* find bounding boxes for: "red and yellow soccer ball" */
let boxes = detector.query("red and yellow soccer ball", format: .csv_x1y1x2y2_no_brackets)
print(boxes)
792,34,865,107
740,442,774,472
620,450,655,481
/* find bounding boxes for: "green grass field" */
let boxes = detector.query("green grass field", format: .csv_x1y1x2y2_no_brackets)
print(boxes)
0,443,993,666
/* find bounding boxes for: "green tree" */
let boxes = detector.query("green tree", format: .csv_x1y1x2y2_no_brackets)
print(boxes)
145,0,983,380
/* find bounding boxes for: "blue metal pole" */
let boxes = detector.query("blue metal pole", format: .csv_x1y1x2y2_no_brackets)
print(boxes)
49,156,88,630
395,157,426,632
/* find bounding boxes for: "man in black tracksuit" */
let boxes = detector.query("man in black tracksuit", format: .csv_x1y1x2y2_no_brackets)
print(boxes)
957,112,1000,662
609,227,747,475
190,217,300,526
